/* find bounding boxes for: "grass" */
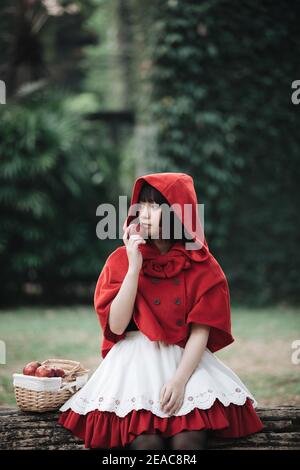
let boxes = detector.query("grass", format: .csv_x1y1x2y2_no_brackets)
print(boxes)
0,305,299,407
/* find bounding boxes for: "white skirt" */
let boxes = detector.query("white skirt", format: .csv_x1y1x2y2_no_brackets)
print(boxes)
59,330,258,418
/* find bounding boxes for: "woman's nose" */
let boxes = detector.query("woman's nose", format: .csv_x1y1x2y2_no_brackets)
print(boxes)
139,205,150,219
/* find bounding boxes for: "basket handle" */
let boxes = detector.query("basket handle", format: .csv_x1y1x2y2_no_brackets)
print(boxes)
41,359,81,377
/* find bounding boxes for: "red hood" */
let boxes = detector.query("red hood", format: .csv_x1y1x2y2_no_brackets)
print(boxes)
122,172,210,263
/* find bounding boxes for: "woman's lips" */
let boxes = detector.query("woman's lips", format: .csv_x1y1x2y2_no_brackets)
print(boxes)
140,223,151,237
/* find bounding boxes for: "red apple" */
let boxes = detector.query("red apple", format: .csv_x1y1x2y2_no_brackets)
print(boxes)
23,361,41,376
129,223,147,239
53,367,65,378
35,366,56,377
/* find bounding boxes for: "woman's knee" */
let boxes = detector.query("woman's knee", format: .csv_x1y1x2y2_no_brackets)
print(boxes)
130,433,166,450
169,430,208,450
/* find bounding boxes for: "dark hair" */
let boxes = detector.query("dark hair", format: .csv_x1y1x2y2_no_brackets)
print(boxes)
138,182,192,243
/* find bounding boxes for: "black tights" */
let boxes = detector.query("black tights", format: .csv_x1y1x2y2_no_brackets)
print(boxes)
130,429,208,450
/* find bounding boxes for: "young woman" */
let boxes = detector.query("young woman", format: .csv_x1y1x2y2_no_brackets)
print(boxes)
57,172,264,450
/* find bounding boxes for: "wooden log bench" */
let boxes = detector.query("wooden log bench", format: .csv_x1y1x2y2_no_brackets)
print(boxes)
0,406,299,450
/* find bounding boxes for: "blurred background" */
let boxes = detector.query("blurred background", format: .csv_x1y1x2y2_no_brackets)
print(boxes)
0,0,299,406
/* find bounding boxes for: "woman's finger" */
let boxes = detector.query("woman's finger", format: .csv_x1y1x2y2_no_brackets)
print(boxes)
128,237,146,248
160,385,171,407
162,391,174,411
169,400,180,416
123,225,130,243
129,234,144,241
160,385,166,404
165,392,176,409
170,399,183,416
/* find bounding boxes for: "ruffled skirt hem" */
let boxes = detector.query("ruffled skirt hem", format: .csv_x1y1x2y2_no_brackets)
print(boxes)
57,397,264,449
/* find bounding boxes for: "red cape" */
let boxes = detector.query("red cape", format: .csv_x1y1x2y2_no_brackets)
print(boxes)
94,172,234,359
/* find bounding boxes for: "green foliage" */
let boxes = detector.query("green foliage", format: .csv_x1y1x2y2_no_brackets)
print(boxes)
143,0,300,305
0,89,121,303
0,0,299,306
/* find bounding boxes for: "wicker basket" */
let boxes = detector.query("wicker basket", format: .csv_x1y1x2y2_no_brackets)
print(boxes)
13,358,90,413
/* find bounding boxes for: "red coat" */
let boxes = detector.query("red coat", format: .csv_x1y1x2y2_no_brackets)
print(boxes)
94,172,234,359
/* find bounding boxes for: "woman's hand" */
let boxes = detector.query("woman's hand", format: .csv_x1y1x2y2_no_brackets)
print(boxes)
123,224,146,273
159,378,186,416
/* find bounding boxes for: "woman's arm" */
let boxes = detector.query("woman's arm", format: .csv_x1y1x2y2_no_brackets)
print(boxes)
172,323,210,385
160,323,211,415
109,225,145,336
108,268,140,335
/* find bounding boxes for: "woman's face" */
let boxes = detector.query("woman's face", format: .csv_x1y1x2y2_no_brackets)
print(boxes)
138,201,162,239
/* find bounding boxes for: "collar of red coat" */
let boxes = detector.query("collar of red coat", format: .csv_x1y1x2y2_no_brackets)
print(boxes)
139,240,209,279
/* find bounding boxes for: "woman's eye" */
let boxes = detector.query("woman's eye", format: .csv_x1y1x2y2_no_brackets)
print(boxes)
140,203,160,210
